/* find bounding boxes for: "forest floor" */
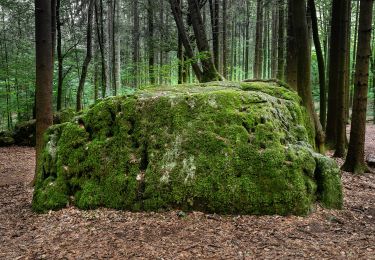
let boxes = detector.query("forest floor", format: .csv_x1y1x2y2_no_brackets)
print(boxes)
0,126,374,259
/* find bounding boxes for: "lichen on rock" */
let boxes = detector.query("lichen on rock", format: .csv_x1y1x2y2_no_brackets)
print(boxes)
32,81,343,215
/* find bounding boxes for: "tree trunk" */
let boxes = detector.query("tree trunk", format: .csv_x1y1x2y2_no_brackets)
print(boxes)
244,0,250,79
34,0,54,184
209,0,220,70
253,0,263,79
76,0,94,111
334,0,350,157
112,0,121,95
326,0,350,153
222,0,228,78
291,0,325,152
271,5,278,79
342,0,374,174
186,0,222,82
56,0,63,111
132,0,139,88
169,0,203,81
285,0,297,90
148,0,155,84
277,0,285,80
308,0,326,128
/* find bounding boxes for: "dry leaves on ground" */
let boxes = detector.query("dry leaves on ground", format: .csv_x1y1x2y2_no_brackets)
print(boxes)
0,125,374,259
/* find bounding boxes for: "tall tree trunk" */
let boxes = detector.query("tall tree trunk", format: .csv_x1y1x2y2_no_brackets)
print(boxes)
56,0,63,111
291,0,325,152
271,5,278,78
222,0,228,78
169,0,203,81
334,0,350,157
148,0,155,84
132,0,139,88
326,0,349,152
308,0,326,128
277,0,285,80
209,0,220,70
253,0,263,79
34,0,53,184
76,0,94,111
51,0,56,61
350,1,360,114
112,0,121,95
342,0,374,174
285,0,297,90
244,0,250,79
186,0,222,82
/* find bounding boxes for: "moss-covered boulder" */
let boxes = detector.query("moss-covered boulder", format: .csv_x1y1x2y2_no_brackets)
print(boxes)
33,81,342,215
0,131,15,147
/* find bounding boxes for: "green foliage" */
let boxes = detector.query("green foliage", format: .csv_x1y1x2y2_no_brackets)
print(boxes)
33,81,343,215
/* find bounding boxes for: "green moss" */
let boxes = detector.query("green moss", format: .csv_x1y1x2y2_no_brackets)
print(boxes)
32,81,343,215
314,153,343,209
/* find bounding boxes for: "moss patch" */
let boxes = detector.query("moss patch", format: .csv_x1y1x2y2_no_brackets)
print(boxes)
32,81,342,215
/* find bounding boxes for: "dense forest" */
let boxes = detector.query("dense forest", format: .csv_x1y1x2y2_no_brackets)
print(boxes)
0,0,374,121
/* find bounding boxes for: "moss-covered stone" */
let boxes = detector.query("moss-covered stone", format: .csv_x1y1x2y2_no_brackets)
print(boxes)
0,131,15,147
32,81,342,215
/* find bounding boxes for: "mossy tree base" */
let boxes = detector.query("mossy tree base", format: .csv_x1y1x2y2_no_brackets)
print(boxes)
33,81,343,215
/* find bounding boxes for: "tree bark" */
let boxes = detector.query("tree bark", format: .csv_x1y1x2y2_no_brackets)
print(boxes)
222,0,228,78
271,5,278,79
291,0,325,152
253,0,263,79
285,0,297,90
56,0,63,111
277,0,285,80
132,0,139,88
326,0,350,153
34,0,53,184
148,0,155,84
186,0,222,82
308,0,326,128
76,0,94,111
343,0,374,174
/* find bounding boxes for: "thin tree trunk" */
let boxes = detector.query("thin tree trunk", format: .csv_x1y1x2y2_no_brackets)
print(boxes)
169,0,203,81
132,0,139,88
222,0,228,78
76,0,94,111
56,0,64,111
271,5,278,78
291,0,325,152
186,0,222,82
277,0,285,80
148,0,155,84
244,0,250,79
342,0,374,174
254,0,263,79
285,0,297,90
308,0,326,128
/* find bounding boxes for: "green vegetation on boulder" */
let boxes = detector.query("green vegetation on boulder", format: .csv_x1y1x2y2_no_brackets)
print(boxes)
32,81,343,215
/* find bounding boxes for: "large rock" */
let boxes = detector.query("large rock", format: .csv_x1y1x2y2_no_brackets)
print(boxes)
0,131,15,146
13,119,36,146
32,81,343,215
